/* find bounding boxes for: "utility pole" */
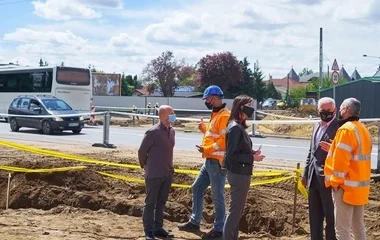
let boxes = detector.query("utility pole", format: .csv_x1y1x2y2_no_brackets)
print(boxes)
319,27,323,99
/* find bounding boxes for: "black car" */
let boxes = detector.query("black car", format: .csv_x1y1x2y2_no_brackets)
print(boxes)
8,95,84,134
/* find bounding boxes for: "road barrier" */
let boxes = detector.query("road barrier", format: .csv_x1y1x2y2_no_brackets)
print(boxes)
0,109,379,173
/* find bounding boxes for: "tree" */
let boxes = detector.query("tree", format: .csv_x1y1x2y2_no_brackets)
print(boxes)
252,60,266,102
298,68,314,77
39,58,43,67
196,52,243,95
146,82,157,95
265,81,282,99
289,76,347,107
178,65,196,86
142,51,183,97
238,57,255,97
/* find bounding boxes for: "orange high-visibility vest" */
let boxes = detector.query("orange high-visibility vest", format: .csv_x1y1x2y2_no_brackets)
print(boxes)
324,120,372,206
200,107,230,164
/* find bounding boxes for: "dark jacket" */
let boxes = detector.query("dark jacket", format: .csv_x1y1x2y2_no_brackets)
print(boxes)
222,121,253,175
303,119,339,188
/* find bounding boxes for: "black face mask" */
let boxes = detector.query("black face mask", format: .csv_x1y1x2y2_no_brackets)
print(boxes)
242,106,255,118
319,111,335,122
205,101,213,110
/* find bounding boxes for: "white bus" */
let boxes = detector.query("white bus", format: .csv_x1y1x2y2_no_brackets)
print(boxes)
0,65,92,121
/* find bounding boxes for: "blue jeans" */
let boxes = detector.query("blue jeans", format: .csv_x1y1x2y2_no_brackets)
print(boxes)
190,159,227,232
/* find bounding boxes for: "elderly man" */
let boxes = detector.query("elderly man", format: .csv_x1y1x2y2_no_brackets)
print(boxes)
303,97,339,240
138,105,176,240
324,98,372,240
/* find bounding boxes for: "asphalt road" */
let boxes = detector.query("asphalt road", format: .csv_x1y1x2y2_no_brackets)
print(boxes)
0,121,378,170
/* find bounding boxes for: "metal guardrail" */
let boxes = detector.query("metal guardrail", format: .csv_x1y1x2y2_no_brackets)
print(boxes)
1,110,380,173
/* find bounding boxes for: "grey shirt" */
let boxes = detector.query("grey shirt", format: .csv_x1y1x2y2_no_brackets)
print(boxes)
138,122,175,179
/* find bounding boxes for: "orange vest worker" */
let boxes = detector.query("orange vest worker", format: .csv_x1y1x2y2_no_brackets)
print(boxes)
199,107,230,165
324,120,372,206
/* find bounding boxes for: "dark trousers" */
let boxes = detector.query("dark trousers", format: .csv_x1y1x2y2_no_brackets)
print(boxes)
143,174,173,232
308,176,336,240
222,171,251,240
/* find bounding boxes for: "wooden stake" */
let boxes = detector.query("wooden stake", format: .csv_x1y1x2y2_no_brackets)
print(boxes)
6,173,11,210
292,163,300,232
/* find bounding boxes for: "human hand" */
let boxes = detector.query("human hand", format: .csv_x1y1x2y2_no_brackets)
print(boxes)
253,145,262,155
254,154,265,162
196,145,204,153
319,140,332,152
301,177,307,187
198,117,205,131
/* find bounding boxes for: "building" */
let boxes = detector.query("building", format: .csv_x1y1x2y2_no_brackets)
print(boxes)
320,76,380,118
265,67,305,97
132,88,150,96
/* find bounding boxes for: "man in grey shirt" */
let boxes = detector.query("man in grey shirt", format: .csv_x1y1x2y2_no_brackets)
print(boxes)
138,105,176,240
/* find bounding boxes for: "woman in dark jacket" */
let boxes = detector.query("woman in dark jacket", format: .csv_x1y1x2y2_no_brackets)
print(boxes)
222,95,265,240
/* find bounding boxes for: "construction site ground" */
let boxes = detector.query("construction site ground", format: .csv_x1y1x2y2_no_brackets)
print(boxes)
0,140,380,240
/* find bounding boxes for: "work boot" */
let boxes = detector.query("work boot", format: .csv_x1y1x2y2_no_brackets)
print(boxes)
144,231,155,240
154,228,174,238
177,221,200,231
201,229,223,239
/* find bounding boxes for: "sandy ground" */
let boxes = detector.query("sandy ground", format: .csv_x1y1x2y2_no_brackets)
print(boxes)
0,140,379,240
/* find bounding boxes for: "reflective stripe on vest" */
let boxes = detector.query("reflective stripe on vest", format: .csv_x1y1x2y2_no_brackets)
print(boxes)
344,180,370,187
333,170,346,178
213,143,220,150
325,122,371,186
211,151,225,156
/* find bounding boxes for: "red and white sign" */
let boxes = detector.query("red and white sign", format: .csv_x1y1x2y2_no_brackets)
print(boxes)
332,71,339,85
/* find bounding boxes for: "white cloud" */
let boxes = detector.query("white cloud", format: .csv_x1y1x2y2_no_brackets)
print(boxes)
3,0,380,78
32,0,102,21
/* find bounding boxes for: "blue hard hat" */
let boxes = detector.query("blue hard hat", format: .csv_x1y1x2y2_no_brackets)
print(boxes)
202,85,224,100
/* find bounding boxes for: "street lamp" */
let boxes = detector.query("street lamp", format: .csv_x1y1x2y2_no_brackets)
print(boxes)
363,54,380,59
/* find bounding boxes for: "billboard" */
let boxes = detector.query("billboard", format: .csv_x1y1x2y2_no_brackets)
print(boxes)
92,73,121,96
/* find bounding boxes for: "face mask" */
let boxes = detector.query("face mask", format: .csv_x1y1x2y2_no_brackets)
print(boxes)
205,97,214,110
205,102,213,110
168,114,176,124
319,111,334,122
242,106,255,118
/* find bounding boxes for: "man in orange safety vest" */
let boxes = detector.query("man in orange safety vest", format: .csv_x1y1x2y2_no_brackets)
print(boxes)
322,97,372,240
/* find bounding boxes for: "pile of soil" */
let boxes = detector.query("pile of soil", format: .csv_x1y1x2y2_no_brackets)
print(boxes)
0,160,308,238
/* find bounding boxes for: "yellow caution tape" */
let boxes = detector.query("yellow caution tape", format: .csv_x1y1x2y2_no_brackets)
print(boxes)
0,165,87,173
296,176,309,199
0,139,292,177
98,171,293,189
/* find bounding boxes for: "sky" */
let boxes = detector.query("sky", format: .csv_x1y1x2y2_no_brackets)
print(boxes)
1,0,380,79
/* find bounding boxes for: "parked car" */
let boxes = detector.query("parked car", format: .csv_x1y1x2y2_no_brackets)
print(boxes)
262,98,278,109
8,95,84,134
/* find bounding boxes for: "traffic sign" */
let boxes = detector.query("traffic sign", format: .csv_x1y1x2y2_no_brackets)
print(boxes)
332,59,339,71
332,70,339,85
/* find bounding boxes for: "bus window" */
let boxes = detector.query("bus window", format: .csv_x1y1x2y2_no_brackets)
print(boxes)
0,71,52,92
56,67,90,86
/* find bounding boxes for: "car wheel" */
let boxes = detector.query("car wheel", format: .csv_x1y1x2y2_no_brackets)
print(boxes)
42,120,53,135
72,129,82,134
9,118,20,132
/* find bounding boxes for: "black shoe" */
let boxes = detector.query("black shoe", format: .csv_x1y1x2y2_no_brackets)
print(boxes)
201,229,223,239
145,231,155,240
154,228,174,238
178,221,200,232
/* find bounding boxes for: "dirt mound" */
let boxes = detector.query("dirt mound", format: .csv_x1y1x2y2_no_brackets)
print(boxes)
0,160,309,238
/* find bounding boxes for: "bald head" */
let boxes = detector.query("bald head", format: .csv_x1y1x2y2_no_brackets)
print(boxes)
158,105,175,127
158,105,173,116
